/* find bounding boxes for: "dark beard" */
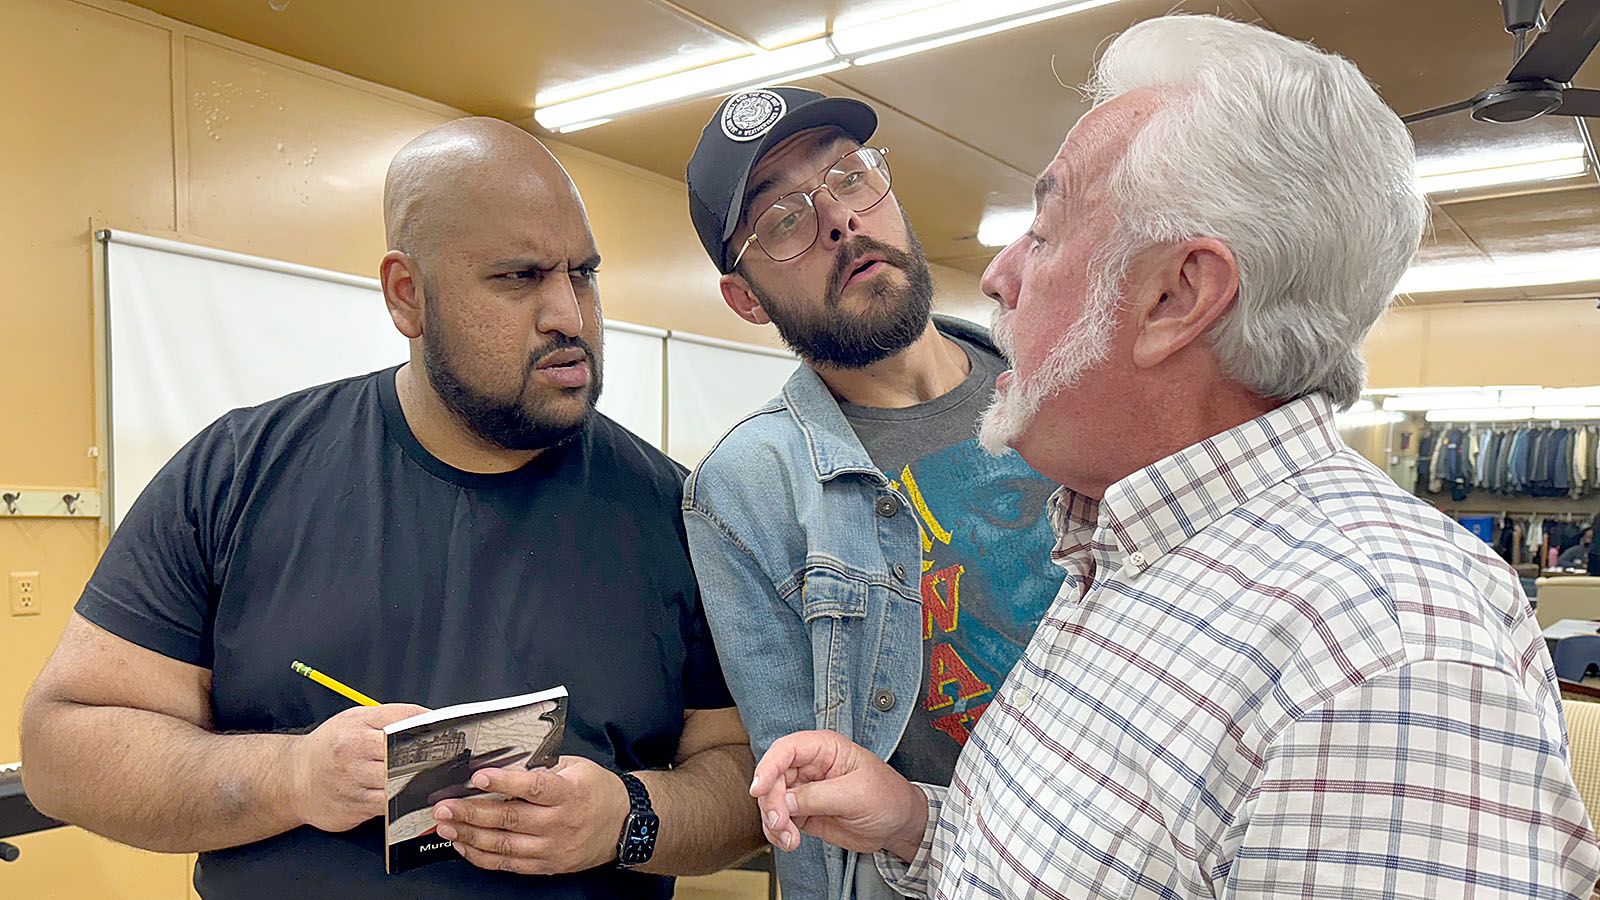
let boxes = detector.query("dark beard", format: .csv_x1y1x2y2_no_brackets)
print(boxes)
422,296,602,452
748,215,934,369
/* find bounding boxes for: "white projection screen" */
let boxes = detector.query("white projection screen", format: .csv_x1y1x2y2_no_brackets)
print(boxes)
665,333,797,467
101,231,668,527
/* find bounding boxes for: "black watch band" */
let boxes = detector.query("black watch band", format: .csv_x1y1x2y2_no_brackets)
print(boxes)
615,771,659,869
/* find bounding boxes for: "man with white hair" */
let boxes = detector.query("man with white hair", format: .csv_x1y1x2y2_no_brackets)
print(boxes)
744,15,1600,899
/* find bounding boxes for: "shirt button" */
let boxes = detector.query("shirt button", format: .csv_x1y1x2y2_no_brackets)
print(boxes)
872,689,896,712
875,495,899,517
892,562,908,582
1125,551,1147,571
1012,688,1032,711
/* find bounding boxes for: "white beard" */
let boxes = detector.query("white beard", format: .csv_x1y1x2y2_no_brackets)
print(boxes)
978,288,1118,456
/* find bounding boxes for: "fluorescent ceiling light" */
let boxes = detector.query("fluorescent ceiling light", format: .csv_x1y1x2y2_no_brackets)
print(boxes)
837,0,1123,66
1335,410,1407,429
1418,156,1586,195
553,117,613,135
1383,391,1500,411
1425,406,1533,422
1415,140,1588,195
977,209,1034,247
534,38,837,132
1394,247,1600,294
534,47,748,107
1535,405,1600,419
532,0,1129,132
1499,386,1600,407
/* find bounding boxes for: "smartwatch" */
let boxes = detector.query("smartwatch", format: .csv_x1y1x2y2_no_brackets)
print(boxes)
615,771,659,868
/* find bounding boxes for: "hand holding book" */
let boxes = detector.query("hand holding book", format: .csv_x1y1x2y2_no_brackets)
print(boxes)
431,755,631,875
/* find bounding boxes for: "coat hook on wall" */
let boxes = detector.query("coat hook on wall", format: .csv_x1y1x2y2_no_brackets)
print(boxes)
1,493,17,515
62,493,80,515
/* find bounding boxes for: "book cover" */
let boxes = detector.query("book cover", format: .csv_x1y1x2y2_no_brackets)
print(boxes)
382,686,568,874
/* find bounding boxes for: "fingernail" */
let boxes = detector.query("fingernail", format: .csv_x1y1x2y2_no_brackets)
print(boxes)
765,810,779,830
436,824,456,841
784,830,797,850
471,773,489,789
749,775,760,793
785,792,797,814
433,805,452,821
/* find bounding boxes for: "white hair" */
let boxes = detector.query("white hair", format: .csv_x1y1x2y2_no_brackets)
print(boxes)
1085,15,1427,408
979,262,1120,456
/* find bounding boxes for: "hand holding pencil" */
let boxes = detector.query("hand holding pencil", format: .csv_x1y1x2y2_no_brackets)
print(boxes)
284,660,426,833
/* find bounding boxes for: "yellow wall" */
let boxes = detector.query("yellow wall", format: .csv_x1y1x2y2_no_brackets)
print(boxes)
0,2,982,896
1366,299,1600,390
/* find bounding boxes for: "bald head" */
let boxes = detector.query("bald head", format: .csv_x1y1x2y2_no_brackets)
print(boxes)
383,116,581,263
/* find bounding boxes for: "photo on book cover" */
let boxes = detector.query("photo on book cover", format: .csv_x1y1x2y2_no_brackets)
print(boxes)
384,687,568,873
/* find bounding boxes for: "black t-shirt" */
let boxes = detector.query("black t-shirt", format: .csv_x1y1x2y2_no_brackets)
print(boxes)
77,367,731,899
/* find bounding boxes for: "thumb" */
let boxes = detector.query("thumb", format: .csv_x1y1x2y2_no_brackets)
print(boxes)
365,703,429,727
787,773,871,821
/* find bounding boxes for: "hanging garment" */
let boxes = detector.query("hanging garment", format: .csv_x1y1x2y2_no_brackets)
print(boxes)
1572,426,1589,499
1415,429,1437,495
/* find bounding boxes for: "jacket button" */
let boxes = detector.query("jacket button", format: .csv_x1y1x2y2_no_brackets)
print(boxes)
892,562,908,582
873,690,896,712
875,495,899,517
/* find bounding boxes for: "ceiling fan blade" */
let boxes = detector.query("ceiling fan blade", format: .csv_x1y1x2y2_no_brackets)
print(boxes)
1508,0,1600,84
1552,86,1600,115
1402,97,1476,124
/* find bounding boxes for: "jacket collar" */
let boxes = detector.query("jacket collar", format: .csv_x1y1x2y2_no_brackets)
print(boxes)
782,315,998,483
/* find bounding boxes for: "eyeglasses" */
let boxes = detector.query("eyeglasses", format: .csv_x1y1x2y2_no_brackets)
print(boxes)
731,147,892,269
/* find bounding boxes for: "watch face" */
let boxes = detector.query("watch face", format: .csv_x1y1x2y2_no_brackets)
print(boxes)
618,812,660,867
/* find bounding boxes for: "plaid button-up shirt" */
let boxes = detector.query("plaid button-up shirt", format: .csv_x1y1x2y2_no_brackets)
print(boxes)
880,393,1599,898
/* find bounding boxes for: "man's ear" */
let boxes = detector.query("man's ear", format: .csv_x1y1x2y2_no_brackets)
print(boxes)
1128,238,1239,370
380,250,425,339
720,272,771,326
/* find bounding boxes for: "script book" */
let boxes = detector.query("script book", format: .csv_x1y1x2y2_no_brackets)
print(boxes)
382,686,568,873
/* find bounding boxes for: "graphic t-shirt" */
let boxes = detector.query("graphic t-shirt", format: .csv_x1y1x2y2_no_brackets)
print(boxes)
840,333,1064,786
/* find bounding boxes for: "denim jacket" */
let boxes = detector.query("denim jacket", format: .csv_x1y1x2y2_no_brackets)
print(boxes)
682,316,999,900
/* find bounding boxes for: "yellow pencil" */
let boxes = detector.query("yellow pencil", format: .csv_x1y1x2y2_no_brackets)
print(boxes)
291,660,380,707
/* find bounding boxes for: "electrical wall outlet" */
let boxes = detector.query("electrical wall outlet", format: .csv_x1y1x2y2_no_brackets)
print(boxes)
10,572,39,617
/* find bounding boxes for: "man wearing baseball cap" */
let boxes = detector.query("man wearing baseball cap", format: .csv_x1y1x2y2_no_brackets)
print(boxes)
680,87,1065,900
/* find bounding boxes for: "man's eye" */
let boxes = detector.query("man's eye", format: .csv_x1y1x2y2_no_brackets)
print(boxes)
502,269,546,282
572,266,600,281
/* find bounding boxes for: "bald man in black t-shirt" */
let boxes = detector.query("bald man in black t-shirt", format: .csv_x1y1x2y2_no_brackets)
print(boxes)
19,117,761,899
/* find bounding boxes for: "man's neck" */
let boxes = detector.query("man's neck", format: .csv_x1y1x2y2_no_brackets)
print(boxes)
394,361,540,474
812,320,971,409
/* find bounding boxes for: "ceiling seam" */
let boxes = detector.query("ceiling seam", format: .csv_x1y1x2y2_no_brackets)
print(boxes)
816,77,1039,180
644,0,765,50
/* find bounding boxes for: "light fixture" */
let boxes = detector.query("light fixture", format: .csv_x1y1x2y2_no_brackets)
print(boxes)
833,0,1123,66
977,209,1034,247
1383,391,1501,411
1500,386,1600,407
1424,406,1533,422
1535,405,1600,419
1336,410,1407,429
532,1,1127,133
1415,140,1589,195
1394,247,1600,294
533,38,841,133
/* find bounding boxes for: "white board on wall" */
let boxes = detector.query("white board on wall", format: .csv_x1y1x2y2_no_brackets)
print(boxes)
101,231,667,526
665,332,797,467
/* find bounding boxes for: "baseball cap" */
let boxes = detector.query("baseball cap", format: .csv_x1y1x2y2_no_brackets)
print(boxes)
686,87,877,274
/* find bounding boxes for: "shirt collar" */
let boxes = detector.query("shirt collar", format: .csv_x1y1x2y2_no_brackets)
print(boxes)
1049,394,1343,579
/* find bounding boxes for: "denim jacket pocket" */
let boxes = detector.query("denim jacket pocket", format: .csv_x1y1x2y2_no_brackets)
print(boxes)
799,564,870,621
800,564,868,733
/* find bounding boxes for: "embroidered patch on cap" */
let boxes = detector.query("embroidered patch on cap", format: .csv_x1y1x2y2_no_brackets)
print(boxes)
720,90,787,142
